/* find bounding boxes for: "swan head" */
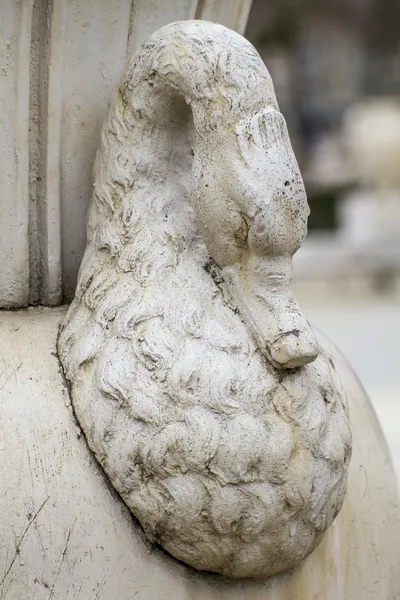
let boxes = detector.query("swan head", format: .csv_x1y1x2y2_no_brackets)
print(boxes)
192,107,319,369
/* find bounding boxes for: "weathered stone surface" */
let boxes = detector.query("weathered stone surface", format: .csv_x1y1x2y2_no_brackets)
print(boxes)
58,21,352,578
0,1,253,308
1,307,399,598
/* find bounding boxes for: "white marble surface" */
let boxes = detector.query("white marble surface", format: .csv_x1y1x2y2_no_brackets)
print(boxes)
1,306,399,598
0,0,253,308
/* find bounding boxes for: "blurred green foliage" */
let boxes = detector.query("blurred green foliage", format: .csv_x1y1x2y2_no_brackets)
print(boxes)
307,189,338,231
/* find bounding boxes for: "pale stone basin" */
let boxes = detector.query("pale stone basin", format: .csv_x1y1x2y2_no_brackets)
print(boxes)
1,306,398,599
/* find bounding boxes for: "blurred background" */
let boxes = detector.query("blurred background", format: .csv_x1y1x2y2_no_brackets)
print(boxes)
246,0,400,479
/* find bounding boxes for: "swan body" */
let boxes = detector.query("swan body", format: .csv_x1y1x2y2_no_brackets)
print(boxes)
58,21,351,578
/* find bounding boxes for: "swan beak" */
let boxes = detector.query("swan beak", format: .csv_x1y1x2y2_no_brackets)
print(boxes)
268,328,319,369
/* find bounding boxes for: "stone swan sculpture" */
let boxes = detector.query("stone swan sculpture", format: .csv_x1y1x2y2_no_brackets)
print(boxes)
58,21,352,579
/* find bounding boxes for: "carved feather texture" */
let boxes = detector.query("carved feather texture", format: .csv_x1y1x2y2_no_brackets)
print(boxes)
58,21,351,578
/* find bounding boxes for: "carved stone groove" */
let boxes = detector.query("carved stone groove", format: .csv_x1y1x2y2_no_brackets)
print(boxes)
58,21,351,579
0,0,252,308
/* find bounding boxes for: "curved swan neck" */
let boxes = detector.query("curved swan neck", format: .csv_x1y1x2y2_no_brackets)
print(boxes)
86,20,318,371
121,21,278,132
88,21,278,253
